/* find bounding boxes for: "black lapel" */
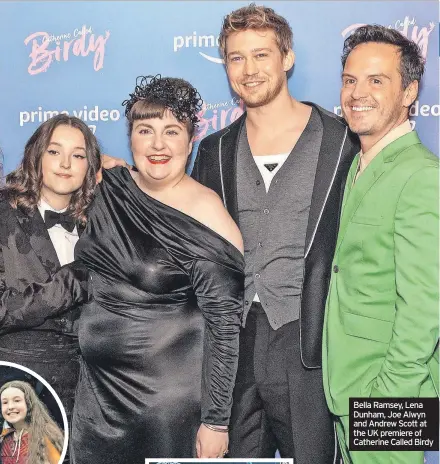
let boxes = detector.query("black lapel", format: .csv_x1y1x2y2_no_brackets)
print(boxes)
218,114,246,225
15,206,61,274
303,104,350,257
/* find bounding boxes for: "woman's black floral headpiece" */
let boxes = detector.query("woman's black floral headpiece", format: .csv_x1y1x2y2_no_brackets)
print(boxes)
122,74,203,127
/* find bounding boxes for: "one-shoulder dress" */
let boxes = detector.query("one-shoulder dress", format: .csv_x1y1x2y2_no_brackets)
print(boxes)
71,167,244,463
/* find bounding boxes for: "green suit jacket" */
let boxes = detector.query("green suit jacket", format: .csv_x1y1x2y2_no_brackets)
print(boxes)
323,131,439,451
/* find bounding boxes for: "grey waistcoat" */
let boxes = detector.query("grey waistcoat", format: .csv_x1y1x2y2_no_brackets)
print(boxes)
236,107,323,329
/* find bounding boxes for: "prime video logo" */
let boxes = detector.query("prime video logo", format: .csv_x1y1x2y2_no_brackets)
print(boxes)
173,32,223,64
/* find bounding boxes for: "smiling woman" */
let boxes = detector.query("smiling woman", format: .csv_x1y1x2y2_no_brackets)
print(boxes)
0,380,64,464
0,115,101,447
41,125,89,210
5,114,100,223
130,111,193,184
70,75,244,463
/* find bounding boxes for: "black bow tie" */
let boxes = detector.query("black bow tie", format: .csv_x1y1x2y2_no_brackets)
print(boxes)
44,210,76,232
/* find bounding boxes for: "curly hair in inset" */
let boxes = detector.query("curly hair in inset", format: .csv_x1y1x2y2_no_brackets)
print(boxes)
122,75,203,138
0,380,64,464
2,114,101,224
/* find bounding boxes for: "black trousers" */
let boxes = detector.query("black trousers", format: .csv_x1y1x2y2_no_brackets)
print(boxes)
229,303,337,463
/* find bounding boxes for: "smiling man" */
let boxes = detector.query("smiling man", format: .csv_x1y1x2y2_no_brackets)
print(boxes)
322,25,439,464
191,4,359,462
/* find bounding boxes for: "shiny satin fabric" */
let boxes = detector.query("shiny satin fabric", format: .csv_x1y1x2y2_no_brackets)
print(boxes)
72,167,244,462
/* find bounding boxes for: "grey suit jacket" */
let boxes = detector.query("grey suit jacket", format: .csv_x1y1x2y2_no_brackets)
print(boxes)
192,103,360,368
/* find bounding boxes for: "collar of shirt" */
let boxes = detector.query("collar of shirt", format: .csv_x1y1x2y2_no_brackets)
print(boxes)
359,119,413,173
38,198,68,217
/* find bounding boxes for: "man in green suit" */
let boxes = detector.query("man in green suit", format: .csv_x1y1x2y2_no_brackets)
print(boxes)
323,25,439,464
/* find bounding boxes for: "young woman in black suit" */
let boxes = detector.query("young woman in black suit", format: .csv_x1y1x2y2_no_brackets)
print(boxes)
0,114,100,427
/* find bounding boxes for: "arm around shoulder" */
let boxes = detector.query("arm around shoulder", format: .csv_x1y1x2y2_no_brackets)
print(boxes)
0,259,90,334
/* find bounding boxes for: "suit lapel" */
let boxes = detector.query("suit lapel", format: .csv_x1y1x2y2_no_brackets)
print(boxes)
304,110,348,257
335,151,386,252
339,154,359,219
218,115,245,224
335,131,421,253
15,207,60,274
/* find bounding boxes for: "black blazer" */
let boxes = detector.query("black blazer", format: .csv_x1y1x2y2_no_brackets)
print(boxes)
192,103,360,368
0,195,88,400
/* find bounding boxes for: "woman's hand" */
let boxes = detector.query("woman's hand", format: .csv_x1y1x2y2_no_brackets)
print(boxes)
96,155,132,184
101,154,132,170
196,423,229,458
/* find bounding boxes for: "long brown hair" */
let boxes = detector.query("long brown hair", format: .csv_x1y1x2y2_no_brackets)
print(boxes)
3,114,101,224
0,380,64,464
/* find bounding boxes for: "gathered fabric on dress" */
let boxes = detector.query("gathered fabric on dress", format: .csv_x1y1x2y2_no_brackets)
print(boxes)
71,167,244,463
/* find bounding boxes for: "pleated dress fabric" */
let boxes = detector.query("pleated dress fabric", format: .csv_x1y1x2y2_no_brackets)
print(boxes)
71,167,244,463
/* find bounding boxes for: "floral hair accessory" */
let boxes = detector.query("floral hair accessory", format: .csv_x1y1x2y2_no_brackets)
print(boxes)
122,74,203,127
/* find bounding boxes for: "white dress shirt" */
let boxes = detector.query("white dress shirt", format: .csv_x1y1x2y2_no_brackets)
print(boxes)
38,199,79,266
355,119,413,182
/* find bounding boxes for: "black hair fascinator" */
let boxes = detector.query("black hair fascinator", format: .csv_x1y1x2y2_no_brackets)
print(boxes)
122,74,203,126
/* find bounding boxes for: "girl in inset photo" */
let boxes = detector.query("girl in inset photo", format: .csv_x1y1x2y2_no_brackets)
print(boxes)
0,380,64,464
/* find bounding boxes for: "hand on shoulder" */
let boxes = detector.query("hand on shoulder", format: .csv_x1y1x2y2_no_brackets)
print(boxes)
101,154,132,171
97,154,133,184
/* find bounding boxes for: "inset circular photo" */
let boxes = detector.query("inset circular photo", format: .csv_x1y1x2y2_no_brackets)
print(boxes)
0,361,68,464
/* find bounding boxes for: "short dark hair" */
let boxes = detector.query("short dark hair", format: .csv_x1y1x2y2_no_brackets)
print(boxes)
2,114,101,224
122,75,203,139
341,24,425,89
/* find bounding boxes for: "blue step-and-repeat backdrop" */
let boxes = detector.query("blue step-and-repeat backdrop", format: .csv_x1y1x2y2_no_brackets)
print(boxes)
0,1,438,177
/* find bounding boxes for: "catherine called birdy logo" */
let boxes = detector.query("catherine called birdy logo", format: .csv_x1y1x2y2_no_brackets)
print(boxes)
24,25,110,75
341,17,435,59
194,98,244,141
335,17,438,125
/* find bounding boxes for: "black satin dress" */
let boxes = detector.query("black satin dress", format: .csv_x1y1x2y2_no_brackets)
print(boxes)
71,167,244,463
